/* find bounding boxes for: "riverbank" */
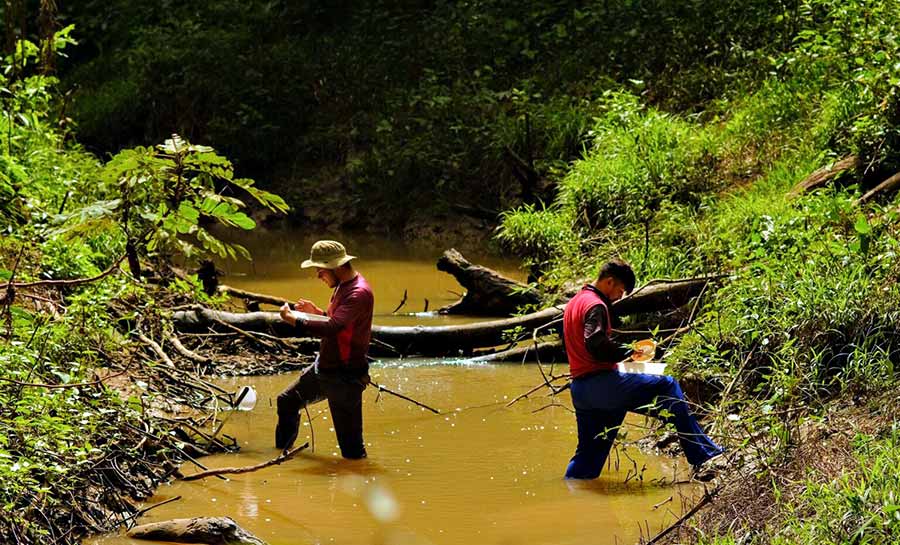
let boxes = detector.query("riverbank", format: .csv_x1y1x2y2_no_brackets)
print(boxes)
658,389,900,544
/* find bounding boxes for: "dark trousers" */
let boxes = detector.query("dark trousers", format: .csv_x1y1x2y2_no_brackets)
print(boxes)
565,371,723,479
275,364,368,459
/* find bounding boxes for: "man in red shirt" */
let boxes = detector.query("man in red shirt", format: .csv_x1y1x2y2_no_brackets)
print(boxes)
277,240,374,459
563,259,723,479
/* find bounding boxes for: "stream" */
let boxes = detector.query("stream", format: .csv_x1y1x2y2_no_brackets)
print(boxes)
86,233,700,545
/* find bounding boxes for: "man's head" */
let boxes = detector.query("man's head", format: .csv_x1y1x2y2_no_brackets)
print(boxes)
301,240,356,287
594,259,635,303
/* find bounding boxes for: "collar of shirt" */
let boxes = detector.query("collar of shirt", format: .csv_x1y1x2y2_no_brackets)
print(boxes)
582,284,612,307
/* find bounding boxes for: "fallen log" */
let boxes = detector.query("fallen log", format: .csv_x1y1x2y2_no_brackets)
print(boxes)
436,248,540,316
173,275,720,356
788,155,860,196
173,305,565,356
127,516,267,545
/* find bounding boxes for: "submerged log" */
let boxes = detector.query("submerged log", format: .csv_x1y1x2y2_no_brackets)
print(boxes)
127,516,267,545
788,155,860,196
173,275,720,356
436,248,540,316
468,339,565,363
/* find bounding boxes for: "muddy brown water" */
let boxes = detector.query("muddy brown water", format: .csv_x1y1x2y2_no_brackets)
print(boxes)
86,235,700,545
213,231,526,326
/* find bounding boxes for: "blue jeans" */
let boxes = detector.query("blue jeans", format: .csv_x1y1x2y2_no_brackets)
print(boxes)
565,371,723,479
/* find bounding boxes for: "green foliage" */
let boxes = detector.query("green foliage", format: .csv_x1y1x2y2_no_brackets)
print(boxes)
60,0,794,230
557,92,718,231
498,0,900,405
497,203,579,272
783,0,900,170
59,135,288,269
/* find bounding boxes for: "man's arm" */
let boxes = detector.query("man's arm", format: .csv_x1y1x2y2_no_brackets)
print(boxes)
584,304,631,362
295,289,371,336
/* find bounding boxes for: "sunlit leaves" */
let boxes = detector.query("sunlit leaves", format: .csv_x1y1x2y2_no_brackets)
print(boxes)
61,134,286,270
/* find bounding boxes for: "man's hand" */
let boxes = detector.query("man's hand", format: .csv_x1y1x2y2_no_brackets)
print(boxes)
279,303,297,326
294,298,323,315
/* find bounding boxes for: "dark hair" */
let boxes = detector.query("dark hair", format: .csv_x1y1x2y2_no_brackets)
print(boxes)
597,259,636,294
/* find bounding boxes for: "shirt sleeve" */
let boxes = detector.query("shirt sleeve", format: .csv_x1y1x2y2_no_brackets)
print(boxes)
583,304,630,362
298,288,371,337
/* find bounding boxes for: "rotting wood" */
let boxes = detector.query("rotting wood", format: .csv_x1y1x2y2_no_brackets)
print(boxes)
788,155,860,196
127,516,267,545
436,248,540,316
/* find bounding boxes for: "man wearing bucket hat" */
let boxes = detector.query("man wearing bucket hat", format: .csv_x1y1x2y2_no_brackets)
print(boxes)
563,258,724,479
276,240,374,459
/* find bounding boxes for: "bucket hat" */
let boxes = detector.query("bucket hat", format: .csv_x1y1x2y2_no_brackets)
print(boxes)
301,240,356,269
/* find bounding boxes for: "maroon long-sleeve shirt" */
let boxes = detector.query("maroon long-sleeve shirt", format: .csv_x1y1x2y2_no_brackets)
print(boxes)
296,274,374,372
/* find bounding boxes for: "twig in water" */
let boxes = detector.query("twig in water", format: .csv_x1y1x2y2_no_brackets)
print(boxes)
120,495,182,529
506,374,571,407
180,442,309,481
368,380,441,414
391,289,408,314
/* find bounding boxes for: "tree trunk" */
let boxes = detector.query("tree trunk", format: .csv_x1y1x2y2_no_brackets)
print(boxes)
127,517,267,545
437,248,540,315
172,305,565,357
126,240,142,281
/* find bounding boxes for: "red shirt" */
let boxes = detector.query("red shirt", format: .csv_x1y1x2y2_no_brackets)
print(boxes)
300,274,374,371
564,286,617,378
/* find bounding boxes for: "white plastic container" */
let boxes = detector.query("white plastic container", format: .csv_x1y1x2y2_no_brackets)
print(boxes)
235,385,257,411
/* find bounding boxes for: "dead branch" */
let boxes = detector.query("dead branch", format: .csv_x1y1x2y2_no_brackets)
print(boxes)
167,334,211,364
468,339,564,363
0,254,126,290
217,284,290,307
369,380,441,414
855,170,900,205
505,374,571,407
0,368,129,389
391,289,408,314
134,330,175,368
180,442,309,481
645,486,720,545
